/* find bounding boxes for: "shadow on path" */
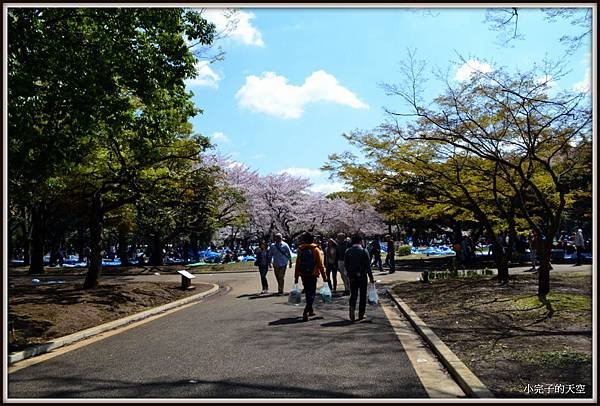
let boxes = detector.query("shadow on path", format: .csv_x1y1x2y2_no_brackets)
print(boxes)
268,317,304,326
9,373,358,398
321,320,354,327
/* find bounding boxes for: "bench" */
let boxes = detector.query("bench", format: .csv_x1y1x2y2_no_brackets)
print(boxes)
177,270,196,290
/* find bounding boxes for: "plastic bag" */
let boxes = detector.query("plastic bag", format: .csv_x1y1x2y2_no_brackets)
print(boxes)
367,283,378,305
320,284,332,303
288,283,302,305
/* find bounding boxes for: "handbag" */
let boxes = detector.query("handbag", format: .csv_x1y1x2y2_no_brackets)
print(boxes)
320,283,332,303
288,283,302,305
367,283,378,305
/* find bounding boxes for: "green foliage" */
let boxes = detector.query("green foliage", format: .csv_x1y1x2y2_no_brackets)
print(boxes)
397,245,412,257
7,8,221,282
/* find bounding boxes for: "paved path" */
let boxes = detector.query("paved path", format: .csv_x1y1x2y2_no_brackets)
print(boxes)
9,262,589,399
8,269,434,399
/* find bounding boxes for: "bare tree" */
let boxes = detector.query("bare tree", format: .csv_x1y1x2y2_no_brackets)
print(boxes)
383,51,592,296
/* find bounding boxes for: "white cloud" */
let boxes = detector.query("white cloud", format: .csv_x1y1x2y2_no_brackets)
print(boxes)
211,132,230,144
186,60,221,88
279,167,347,194
572,67,591,93
279,167,323,178
309,182,347,194
251,153,265,160
236,70,369,119
202,9,264,47
455,60,493,82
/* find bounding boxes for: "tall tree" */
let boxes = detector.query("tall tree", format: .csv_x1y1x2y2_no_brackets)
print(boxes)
8,8,217,287
381,51,592,296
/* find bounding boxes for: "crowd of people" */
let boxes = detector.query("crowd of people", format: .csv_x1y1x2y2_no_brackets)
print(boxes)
253,232,392,322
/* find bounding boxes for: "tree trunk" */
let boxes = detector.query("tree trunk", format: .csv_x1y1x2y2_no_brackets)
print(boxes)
149,233,164,266
190,232,199,261
491,232,510,284
19,221,30,266
496,253,510,284
537,238,552,297
77,225,86,262
183,240,190,261
28,204,45,274
117,228,130,266
83,195,104,289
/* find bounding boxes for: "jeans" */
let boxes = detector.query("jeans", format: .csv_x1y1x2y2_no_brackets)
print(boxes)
349,273,368,318
386,253,395,273
274,266,287,293
301,274,317,315
326,262,338,291
338,260,350,292
258,265,269,290
371,254,383,272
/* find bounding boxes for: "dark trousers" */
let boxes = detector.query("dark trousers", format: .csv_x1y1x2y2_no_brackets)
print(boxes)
326,262,338,291
258,265,269,290
301,274,317,315
371,254,383,272
576,246,583,265
386,254,395,273
349,274,368,317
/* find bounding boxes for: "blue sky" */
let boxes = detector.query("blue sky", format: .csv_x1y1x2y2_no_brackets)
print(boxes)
186,7,593,194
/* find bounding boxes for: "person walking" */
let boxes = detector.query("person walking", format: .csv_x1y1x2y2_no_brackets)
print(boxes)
336,233,351,296
345,234,375,321
385,235,396,274
324,238,339,292
254,241,271,294
268,233,293,295
370,237,383,273
528,230,538,271
294,232,327,322
575,229,585,266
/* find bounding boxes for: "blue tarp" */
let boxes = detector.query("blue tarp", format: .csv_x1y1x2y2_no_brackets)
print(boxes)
411,245,456,255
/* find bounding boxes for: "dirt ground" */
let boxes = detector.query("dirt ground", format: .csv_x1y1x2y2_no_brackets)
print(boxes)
392,271,593,398
7,262,254,277
8,280,212,353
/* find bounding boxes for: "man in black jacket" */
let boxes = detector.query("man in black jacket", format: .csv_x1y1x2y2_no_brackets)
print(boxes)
344,234,375,321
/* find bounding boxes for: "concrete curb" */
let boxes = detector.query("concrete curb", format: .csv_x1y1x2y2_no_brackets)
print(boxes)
387,288,495,398
8,283,220,365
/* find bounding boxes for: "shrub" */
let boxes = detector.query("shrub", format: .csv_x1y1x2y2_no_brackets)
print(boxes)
397,245,412,257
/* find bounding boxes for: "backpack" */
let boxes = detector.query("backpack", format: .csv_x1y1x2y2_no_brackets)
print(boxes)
298,247,316,276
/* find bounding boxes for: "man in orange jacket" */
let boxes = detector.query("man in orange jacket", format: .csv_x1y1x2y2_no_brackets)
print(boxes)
294,232,328,322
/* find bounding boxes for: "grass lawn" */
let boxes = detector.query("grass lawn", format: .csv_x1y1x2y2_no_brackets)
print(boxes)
392,271,592,398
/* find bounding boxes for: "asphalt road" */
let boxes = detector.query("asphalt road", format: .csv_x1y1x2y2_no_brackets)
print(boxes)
8,269,429,399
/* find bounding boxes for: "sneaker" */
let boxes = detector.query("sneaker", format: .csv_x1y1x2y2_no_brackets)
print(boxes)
308,311,316,317
302,314,309,322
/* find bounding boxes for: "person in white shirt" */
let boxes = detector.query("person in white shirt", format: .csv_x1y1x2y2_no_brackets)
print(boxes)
268,233,293,294
574,229,585,266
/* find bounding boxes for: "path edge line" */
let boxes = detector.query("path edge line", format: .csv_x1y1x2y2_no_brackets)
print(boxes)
387,287,495,398
8,283,220,365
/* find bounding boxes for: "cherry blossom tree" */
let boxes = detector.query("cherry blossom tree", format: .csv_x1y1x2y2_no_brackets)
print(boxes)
204,153,387,244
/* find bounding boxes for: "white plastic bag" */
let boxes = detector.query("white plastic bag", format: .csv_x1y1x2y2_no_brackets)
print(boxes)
288,283,302,305
367,283,378,305
320,284,332,303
